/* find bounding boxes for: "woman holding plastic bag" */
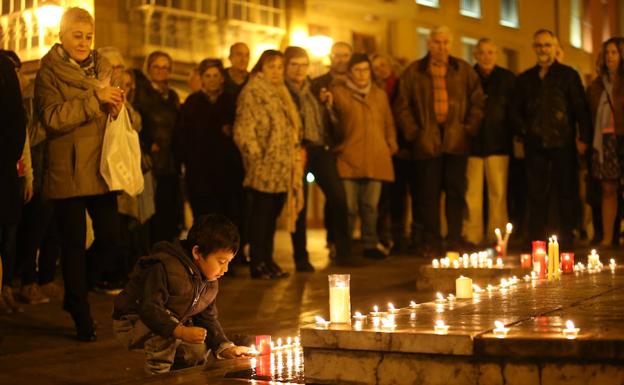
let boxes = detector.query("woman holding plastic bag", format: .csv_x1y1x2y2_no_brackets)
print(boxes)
34,7,123,342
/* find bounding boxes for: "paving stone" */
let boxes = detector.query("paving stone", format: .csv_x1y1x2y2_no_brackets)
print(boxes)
502,363,539,385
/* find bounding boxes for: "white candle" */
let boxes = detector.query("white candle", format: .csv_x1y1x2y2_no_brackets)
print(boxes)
453,260,460,269
352,311,367,321
387,302,399,314
381,316,396,329
472,284,483,293
493,320,509,338
409,300,418,309
329,276,351,323
495,228,502,243
434,320,449,334
432,259,440,268
315,316,330,328
496,257,503,268
562,320,579,339
435,292,446,303
487,258,494,269
455,276,473,299
447,294,456,301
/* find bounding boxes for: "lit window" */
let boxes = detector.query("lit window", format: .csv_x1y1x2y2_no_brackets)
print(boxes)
460,0,481,19
415,0,439,8
500,0,518,28
461,36,478,65
570,0,582,48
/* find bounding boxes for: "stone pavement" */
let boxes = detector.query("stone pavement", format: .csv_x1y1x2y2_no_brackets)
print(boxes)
0,230,433,385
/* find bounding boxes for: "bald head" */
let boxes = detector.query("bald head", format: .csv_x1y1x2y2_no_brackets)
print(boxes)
229,42,250,72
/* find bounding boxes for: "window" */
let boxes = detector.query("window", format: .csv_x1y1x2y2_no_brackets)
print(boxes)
461,36,478,64
570,0,582,48
460,0,481,19
417,27,430,57
500,0,518,27
415,0,439,8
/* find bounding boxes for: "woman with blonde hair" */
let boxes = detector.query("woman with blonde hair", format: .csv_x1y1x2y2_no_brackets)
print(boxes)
35,7,124,341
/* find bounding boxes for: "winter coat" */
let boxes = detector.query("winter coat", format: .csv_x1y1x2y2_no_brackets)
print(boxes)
0,54,26,225
112,240,230,350
513,61,591,149
331,80,398,182
133,73,180,176
35,44,112,200
233,74,302,193
175,91,243,198
586,75,624,136
394,54,485,159
470,65,516,156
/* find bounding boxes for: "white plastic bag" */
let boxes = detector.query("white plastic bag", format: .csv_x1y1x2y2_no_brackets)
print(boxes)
100,105,144,196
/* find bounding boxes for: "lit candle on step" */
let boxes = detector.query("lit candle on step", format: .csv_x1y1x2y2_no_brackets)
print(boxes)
387,303,399,314
315,316,330,328
455,276,473,299
521,253,532,269
381,316,396,329
610,258,616,268
352,311,367,321
370,305,383,317
432,259,440,268
434,320,449,334
409,300,419,309
493,320,509,338
435,292,446,303
453,260,460,269
487,258,494,269
523,274,531,282
472,284,484,293
496,257,503,268
255,335,272,355
561,252,574,273
562,320,579,339
328,274,351,323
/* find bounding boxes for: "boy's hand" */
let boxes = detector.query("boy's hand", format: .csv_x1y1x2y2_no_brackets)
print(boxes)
173,325,207,344
219,345,252,359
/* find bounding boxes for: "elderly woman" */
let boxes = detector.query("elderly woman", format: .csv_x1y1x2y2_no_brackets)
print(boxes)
331,53,398,260
133,51,181,243
35,7,124,341
234,50,303,279
175,59,244,240
587,37,624,248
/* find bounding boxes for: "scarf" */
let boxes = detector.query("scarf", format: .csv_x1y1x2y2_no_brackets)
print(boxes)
346,78,371,96
287,79,325,145
57,44,98,79
44,44,109,91
593,75,615,164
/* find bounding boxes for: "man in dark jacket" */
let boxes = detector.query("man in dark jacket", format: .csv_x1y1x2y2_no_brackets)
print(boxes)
0,51,26,311
463,38,515,246
513,29,591,247
223,42,250,100
394,26,485,256
113,215,250,374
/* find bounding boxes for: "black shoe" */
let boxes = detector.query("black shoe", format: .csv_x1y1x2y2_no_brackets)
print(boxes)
266,261,290,279
295,260,315,272
250,263,275,280
68,310,97,342
363,248,387,260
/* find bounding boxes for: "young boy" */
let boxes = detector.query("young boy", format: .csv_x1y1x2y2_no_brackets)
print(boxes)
113,214,250,374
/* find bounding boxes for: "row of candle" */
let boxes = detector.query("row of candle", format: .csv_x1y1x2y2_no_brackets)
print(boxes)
251,335,301,355
433,254,503,269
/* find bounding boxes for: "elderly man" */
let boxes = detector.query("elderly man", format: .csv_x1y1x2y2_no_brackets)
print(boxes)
311,41,352,98
394,26,484,257
223,42,250,99
513,29,591,249
463,38,515,246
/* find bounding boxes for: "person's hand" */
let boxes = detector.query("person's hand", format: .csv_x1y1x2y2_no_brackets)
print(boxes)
96,86,124,105
319,87,333,107
173,325,207,344
23,182,33,203
219,345,252,359
576,139,588,155
151,143,161,153
108,102,123,119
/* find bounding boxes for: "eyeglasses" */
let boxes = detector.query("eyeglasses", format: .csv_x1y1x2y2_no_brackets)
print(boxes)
288,62,309,69
533,43,553,49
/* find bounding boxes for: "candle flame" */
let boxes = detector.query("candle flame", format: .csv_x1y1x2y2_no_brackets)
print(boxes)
388,302,395,310
565,320,575,330
435,320,446,327
495,320,504,329
294,337,300,345
315,316,327,323
472,284,482,292
287,337,292,345
354,311,362,317
436,292,444,300
277,338,282,346
495,228,501,236
506,223,513,233
447,294,455,300
552,235,557,242
410,300,417,307
373,305,379,313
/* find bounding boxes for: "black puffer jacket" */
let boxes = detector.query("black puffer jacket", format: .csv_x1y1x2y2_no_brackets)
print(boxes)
113,240,229,350
133,70,180,176
513,61,591,149
471,65,515,156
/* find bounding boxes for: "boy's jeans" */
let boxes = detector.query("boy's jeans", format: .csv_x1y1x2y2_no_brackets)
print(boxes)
113,314,210,374
342,179,382,249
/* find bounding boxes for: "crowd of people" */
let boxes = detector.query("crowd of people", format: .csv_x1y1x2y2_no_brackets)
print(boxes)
1,7,623,343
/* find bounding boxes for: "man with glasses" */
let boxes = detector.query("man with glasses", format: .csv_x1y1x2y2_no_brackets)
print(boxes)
513,29,591,249
394,26,484,258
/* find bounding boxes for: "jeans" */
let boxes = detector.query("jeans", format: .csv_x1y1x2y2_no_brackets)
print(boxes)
248,189,286,267
342,179,382,249
291,145,351,262
463,155,510,244
414,154,468,247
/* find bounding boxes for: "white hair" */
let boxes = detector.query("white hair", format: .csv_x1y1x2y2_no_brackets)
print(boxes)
429,25,452,39
97,46,125,68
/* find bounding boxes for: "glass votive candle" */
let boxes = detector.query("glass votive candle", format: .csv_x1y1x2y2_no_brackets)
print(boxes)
315,316,330,328
493,320,509,338
561,252,574,274
434,320,449,334
352,311,367,321
562,320,579,339
328,274,351,323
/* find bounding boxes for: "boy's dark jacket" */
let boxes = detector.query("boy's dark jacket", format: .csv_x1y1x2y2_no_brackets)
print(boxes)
113,240,229,351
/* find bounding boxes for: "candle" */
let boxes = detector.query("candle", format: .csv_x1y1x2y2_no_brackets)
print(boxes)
533,242,547,279
588,249,600,269
387,303,399,314
352,311,367,321
372,316,381,327
249,344,260,355
487,258,494,269
409,300,418,309
462,254,469,268
562,320,579,339
521,253,532,269
455,276,473,299
494,228,502,244
470,253,479,268
487,284,496,292
315,316,330,328
561,252,574,273
435,292,446,303
446,251,460,262
434,320,449,334
472,284,484,293
523,274,531,282
370,305,384,317
504,223,513,242
452,260,460,269
328,274,351,323
381,316,396,329
493,320,509,338
447,294,456,301
500,278,508,288
256,335,272,355
547,237,554,280
531,271,538,280
552,236,560,280
432,259,440,268
496,257,503,268
294,336,300,346
610,258,616,268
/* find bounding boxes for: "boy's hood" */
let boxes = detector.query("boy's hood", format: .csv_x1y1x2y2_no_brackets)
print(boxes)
149,240,202,279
